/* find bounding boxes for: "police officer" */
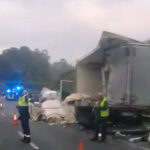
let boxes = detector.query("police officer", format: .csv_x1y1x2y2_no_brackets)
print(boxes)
17,90,31,144
91,92,109,142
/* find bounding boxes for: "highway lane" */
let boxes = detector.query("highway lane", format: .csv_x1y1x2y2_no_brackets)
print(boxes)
0,100,148,150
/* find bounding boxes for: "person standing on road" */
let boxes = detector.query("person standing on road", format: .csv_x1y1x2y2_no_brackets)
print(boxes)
0,93,5,108
17,90,31,144
91,92,109,142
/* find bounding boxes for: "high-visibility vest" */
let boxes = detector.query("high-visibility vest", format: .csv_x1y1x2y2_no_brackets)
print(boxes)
99,98,109,117
17,95,30,107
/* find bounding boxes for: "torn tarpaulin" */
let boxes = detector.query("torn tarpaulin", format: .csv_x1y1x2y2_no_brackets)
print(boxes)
41,99,76,124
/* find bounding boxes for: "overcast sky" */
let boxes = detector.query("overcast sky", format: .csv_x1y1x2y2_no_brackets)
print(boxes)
0,0,150,64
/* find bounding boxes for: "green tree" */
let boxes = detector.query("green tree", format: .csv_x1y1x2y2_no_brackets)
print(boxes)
0,47,74,90
0,46,52,83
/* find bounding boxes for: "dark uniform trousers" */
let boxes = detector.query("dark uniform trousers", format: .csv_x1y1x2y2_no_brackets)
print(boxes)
18,106,30,135
94,118,108,141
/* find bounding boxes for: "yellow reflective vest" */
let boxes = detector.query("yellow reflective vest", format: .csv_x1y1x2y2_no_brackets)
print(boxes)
99,98,109,117
17,95,30,107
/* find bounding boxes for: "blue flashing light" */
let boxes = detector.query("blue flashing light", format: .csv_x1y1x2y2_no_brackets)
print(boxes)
6,89,11,93
16,86,21,90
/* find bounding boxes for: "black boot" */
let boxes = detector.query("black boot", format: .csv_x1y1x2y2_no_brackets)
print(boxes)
24,137,31,144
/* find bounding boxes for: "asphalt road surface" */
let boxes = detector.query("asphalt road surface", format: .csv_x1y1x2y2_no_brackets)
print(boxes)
0,100,149,150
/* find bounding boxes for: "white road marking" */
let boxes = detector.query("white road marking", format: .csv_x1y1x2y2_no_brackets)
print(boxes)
17,131,40,150
18,131,24,137
30,142,40,150
1,112,6,117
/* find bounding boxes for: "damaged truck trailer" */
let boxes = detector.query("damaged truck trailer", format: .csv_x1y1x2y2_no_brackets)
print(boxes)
76,31,150,127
